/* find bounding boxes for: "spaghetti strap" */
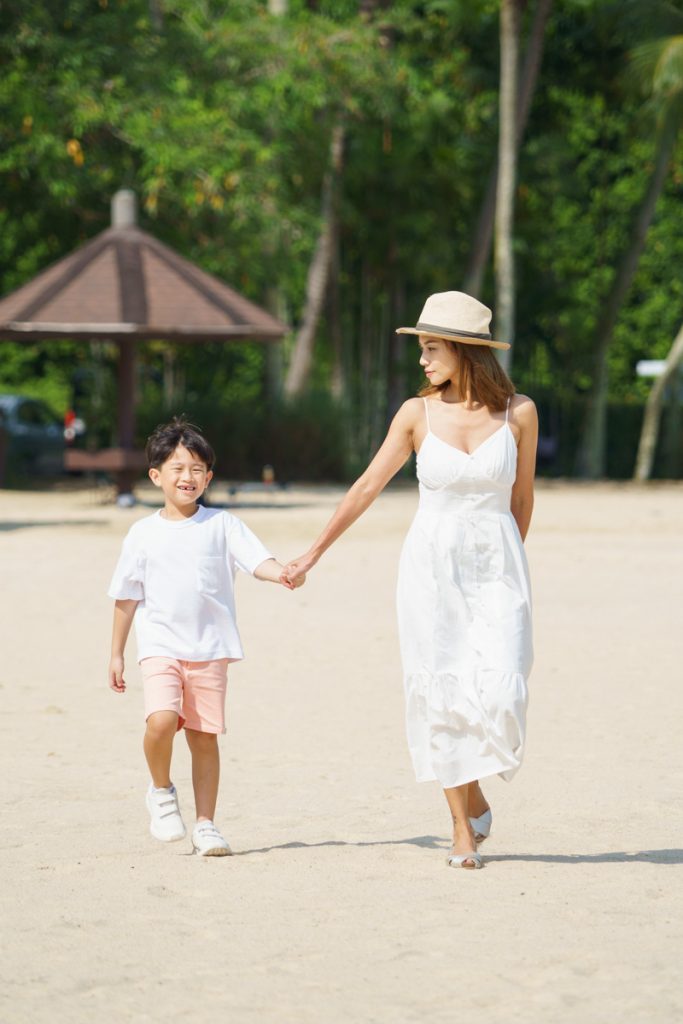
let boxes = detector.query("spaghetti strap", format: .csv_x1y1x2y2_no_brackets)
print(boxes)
505,397,511,424
422,396,431,432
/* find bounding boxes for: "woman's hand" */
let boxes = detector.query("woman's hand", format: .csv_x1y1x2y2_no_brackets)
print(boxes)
280,553,317,587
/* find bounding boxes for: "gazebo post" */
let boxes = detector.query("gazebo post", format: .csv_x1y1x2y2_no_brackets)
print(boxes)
116,337,138,498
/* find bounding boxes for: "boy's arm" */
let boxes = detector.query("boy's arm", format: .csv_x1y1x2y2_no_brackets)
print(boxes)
223,515,304,589
253,557,305,589
109,599,138,692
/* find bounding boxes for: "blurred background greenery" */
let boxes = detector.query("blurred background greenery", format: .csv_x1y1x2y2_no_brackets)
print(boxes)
1,0,682,481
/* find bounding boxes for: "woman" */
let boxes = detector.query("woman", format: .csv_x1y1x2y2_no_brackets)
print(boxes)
283,292,537,870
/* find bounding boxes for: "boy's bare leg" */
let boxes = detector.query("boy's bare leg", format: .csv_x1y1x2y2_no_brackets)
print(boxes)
143,711,178,788
185,729,219,822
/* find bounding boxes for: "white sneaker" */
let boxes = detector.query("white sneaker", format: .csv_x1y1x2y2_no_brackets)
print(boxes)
146,784,186,842
192,820,232,857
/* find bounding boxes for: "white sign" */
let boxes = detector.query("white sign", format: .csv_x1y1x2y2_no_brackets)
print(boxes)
636,360,666,377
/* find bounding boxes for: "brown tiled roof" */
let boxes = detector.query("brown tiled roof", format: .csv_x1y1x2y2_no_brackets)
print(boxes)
0,225,287,342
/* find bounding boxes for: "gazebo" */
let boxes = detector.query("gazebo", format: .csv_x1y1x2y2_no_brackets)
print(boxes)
0,190,286,495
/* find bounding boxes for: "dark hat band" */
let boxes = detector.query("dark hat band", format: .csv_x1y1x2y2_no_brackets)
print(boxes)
416,321,492,341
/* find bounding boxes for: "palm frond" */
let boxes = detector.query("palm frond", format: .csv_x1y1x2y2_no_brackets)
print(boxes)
629,35,683,101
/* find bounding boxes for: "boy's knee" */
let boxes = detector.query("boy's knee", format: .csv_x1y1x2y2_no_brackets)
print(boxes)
145,711,178,739
185,728,217,749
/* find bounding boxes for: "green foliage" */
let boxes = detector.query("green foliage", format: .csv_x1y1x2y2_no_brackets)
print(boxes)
1,0,683,478
0,341,81,413
137,390,348,482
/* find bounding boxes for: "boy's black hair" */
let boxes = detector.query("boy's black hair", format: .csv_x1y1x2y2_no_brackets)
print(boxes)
145,417,216,470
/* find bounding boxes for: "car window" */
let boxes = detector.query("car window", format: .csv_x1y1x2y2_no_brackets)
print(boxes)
17,402,58,427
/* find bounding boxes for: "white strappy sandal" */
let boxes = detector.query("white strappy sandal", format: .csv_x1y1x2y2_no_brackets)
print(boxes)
447,851,483,870
469,809,492,845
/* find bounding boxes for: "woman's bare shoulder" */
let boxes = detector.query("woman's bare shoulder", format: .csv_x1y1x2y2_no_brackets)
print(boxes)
400,395,425,411
510,393,537,423
394,396,425,424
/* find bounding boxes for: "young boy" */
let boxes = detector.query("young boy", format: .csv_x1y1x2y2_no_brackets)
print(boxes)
107,417,303,856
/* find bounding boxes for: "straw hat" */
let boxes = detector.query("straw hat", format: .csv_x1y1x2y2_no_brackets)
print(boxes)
396,291,510,350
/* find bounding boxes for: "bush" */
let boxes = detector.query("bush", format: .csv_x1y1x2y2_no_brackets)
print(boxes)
136,391,349,483
530,388,682,479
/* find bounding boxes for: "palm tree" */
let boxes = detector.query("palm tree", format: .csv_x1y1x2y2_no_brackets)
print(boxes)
464,0,554,300
633,321,683,480
284,0,391,398
284,121,345,397
576,30,683,478
495,0,523,371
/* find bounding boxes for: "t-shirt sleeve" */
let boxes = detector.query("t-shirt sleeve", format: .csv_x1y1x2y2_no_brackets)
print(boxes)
107,529,146,601
224,514,274,575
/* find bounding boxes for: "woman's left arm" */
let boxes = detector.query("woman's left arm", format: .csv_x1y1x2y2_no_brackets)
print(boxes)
510,397,538,542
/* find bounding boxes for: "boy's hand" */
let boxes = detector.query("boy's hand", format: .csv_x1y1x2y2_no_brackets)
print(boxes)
109,655,126,693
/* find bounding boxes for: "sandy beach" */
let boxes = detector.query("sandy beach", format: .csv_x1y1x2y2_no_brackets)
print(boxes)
1,478,681,1024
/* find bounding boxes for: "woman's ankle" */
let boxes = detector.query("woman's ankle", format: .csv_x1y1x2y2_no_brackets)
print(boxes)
452,821,477,848
467,783,490,818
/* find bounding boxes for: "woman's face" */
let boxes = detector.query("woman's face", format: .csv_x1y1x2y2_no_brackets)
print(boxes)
418,335,458,386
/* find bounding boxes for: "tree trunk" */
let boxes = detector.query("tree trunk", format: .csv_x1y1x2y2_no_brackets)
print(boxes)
263,283,286,400
576,122,677,478
162,346,176,407
464,0,553,298
328,216,344,401
633,322,683,480
662,364,683,476
284,121,345,398
387,274,406,418
149,0,164,31
495,0,522,372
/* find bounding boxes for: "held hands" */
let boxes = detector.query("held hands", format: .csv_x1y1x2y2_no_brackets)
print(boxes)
279,566,306,590
255,557,305,589
280,553,316,589
108,655,126,693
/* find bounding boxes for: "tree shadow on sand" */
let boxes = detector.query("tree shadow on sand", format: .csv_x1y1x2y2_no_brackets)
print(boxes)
236,834,448,856
236,840,683,864
485,849,683,865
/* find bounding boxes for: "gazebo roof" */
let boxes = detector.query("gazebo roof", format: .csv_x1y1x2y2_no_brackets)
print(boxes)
0,193,286,343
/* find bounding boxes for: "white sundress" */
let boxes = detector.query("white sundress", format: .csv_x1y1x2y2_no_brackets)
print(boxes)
396,397,533,790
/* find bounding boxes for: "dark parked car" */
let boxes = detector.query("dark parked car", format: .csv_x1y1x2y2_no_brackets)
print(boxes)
0,394,65,478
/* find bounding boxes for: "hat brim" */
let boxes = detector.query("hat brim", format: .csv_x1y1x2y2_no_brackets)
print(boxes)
396,327,510,351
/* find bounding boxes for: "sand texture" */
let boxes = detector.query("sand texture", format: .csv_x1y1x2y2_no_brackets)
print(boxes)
0,479,681,1024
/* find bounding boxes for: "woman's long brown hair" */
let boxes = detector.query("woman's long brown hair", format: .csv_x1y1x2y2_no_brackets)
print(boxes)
418,340,515,412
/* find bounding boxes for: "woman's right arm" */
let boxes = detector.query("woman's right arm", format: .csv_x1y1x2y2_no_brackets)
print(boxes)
282,399,419,579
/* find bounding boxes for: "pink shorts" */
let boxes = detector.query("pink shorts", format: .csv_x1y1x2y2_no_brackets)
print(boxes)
140,657,229,734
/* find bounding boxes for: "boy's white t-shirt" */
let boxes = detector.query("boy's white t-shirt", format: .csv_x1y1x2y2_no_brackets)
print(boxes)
107,505,273,663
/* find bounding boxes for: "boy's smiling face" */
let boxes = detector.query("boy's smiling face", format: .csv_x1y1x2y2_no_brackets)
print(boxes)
149,444,213,518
